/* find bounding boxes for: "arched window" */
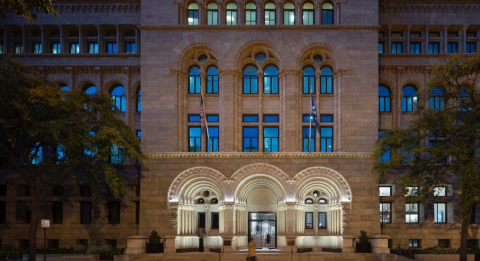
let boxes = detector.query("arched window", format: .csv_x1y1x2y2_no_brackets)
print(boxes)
313,55,322,62
207,66,218,94
245,2,257,25
189,66,201,94
320,66,333,94
188,3,199,25
305,198,313,204
402,86,417,112
283,2,295,25
430,88,444,111
313,190,320,197
136,88,141,112
243,65,258,94
264,65,278,94
303,66,315,94
197,198,205,204
111,85,126,112
60,84,69,91
303,2,314,25
265,2,276,25
226,3,237,25
207,3,218,25
379,86,391,112
318,198,327,204
210,198,218,204
322,2,334,25
84,85,97,95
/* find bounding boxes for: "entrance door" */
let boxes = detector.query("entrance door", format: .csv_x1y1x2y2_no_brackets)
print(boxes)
248,212,276,249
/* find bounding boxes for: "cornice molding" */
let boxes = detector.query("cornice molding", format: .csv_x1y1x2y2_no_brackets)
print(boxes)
147,152,372,159
380,2,480,14
51,3,140,13
380,53,476,58
380,65,432,74
32,65,140,74
3,53,140,58
138,25,381,31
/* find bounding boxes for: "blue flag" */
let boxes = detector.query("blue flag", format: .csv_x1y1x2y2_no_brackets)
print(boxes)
311,93,321,134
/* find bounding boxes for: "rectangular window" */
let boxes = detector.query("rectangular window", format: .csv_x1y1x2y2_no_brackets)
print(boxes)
110,145,125,164
47,239,59,249
379,42,385,54
466,43,477,54
303,10,314,25
243,115,258,122
207,73,219,94
125,42,136,53
391,43,402,54
77,240,88,247
320,115,333,122
318,212,326,229
321,73,333,94
264,127,279,152
380,202,391,223
409,239,421,248
447,32,458,37
379,186,392,196
88,43,98,54
135,202,140,224
15,43,23,54
378,131,391,162
264,115,279,122
429,32,440,37
243,127,258,152
188,127,201,152
302,127,315,152
406,202,419,223
52,202,63,224
188,10,199,25
189,115,201,122
0,185,6,196
16,201,31,224
243,75,258,93
80,186,92,196
80,202,92,224
284,10,294,25
207,115,219,122
105,240,117,248
136,130,141,138
405,186,418,196
391,32,403,37
52,186,64,196
211,212,219,229
70,43,79,54
438,239,450,248
108,202,120,224
198,212,205,228
305,212,313,229
447,42,458,53
467,32,477,38
0,44,3,54
434,202,447,223
0,202,6,224
207,127,219,152
303,115,313,122
34,43,42,54
17,185,31,196
226,10,237,25
467,239,479,249
264,74,278,94
245,10,256,25
410,32,421,37
320,127,333,152
107,42,117,53
265,10,275,25
434,186,446,196
429,43,440,54
303,73,315,94
189,73,201,94
410,42,421,53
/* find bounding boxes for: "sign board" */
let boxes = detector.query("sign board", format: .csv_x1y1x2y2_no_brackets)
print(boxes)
196,227,206,238
41,219,50,229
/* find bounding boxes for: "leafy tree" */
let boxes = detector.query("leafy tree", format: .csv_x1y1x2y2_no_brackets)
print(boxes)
373,53,480,261
0,0,58,24
0,58,145,261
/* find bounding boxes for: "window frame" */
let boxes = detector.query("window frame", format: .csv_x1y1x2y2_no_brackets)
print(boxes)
302,66,315,94
188,126,202,152
243,65,258,94
380,202,391,224
391,42,403,54
410,42,421,54
211,212,220,229
402,86,418,112
447,42,458,54
264,2,276,25
429,42,440,54
263,127,279,152
226,2,238,25
136,88,141,112
245,2,257,25
110,85,126,112
320,66,333,94
263,66,279,94
434,202,447,224
243,126,259,152
405,202,419,224
409,239,421,248
302,126,315,152
320,127,333,152
283,2,295,25
303,2,315,25
188,67,201,94
305,212,313,229
321,2,333,25
207,66,219,94
188,3,199,25
207,126,219,152
318,212,327,229
379,186,392,197
378,86,391,112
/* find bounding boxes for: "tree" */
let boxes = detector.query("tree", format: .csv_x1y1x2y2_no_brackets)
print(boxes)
0,58,145,261
0,0,58,24
373,53,480,261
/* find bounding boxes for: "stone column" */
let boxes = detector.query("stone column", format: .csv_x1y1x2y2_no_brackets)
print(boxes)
395,67,402,129
315,70,321,152
256,2,263,25
295,2,301,25
219,203,235,252
315,1,321,25
135,25,141,54
442,25,448,53
405,24,412,53
21,25,27,53
96,25,103,54
39,25,46,54
199,1,206,25
276,1,282,25
335,2,340,25
218,69,236,152
423,25,430,54
285,203,297,253
115,24,122,53
68,68,75,91
460,25,468,53
387,25,392,53
258,70,264,152
334,72,342,151
77,25,83,53
124,67,133,130
237,1,243,25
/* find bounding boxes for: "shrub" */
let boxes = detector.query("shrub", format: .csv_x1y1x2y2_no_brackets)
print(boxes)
149,230,161,243
0,244,124,260
359,230,369,243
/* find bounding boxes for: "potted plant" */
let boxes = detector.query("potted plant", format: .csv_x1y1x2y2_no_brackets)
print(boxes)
356,230,371,253
146,231,164,253
297,247,313,253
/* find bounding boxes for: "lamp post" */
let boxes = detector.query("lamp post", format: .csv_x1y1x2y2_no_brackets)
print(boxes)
41,219,50,261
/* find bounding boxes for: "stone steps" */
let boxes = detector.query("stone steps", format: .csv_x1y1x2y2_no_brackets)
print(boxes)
129,253,389,261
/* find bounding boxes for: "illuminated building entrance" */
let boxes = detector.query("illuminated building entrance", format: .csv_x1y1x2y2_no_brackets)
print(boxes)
249,212,276,249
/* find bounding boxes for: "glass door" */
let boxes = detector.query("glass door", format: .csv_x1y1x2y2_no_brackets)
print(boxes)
248,212,277,249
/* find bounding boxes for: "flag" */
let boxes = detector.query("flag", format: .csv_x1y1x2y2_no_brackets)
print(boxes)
311,93,321,134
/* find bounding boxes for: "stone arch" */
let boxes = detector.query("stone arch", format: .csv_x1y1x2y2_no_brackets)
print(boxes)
169,37,224,68
47,74,71,89
399,78,423,92
75,75,99,92
295,34,351,71
234,174,287,204
167,166,228,202
293,166,352,203
234,40,285,71
103,75,128,93
229,163,290,203
179,177,225,204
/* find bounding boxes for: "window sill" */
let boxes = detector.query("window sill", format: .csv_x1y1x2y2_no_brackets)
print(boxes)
186,94,201,97
402,112,418,115
320,94,335,97
262,93,280,97
379,112,393,115
204,94,219,97
242,94,259,97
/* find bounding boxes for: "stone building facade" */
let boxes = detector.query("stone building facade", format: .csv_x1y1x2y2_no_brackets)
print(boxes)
1,0,480,256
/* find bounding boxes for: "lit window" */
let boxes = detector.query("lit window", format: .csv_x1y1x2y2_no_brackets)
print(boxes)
243,127,258,152
405,186,418,196
110,145,125,164
406,202,419,223
379,186,392,196
305,212,313,229
409,239,420,248
111,86,126,112
89,43,98,54
245,3,257,25
189,127,201,152
318,212,326,229
264,2,276,25
321,2,333,25
380,203,391,223
402,86,417,112
207,3,218,25
70,43,80,54
52,43,61,54
283,2,295,25
226,3,237,25
434,186,446,197
15,43,23,54
264,127,278,152
320,127,333,152
34,44,42,54
264,66,278,94
303,2,314,25
434,202,447,223
188,3,199,25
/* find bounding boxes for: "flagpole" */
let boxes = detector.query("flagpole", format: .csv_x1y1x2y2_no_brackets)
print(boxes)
309,85,312,153
201,89,211,152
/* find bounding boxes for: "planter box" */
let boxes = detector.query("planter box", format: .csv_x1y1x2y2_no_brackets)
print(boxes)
23,254,100,261
210,248,221,253
297,248,313,253
322,248,342,253
146,242,164,253
176,248,199,253
356,242,372,253
414,254,476,261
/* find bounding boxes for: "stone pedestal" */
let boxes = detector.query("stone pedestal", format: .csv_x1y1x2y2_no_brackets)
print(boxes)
342,235,355,253
284,237,297,253
125,235,148,255
370,234,390,254
222,237,234,253
164,235,176,253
